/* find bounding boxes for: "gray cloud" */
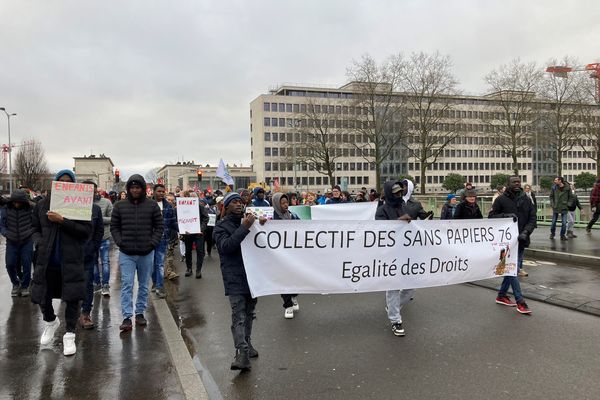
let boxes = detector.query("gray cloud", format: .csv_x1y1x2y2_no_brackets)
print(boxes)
1,0,598,177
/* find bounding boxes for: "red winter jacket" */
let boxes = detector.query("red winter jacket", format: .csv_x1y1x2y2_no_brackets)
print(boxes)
590,183,600,207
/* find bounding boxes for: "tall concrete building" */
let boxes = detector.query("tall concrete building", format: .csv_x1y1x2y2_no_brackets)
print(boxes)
156,162,255,193
250,84,599,193
73,154,115,191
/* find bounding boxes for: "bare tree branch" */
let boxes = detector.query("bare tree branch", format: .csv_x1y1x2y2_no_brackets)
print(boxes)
14,139,50,190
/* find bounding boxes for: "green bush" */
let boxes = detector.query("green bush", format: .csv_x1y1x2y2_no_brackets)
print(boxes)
490,173,510,190
441,173,465,193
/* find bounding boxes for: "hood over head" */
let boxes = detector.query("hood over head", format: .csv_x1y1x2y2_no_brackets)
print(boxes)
54,169,76,182
126,174,147,199
401,179,414,203
383,180,404,208
272,192,291,219
7,189,31,207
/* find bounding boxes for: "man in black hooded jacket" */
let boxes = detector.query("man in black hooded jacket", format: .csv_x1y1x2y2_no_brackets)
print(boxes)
111,174,163,332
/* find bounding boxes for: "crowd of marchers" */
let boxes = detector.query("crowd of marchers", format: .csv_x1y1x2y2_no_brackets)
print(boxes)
1,168,599,370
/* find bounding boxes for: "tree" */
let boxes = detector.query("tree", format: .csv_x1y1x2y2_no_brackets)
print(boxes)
578,79,600,176
539,176,554,191
13,139,50,190
490,173,511,190
397,51,461,194
442,173,465,193
145,167,160,184
537,56,589,176
574,172,596,192
284,99,343,190
346,54,407,193
484,59,541,175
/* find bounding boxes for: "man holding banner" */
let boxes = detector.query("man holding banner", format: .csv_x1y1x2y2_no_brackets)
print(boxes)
376,180,413,337
31,170,93,356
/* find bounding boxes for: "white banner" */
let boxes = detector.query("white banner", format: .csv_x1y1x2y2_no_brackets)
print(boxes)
177,197,201,234
241,219,518,297
311,202,377,221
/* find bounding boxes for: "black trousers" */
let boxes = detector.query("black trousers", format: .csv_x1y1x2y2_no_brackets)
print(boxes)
183,234,205,271
40,268,80,332
281,294,298,309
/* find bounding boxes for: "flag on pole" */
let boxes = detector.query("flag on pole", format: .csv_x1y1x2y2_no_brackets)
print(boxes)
216,159,235,187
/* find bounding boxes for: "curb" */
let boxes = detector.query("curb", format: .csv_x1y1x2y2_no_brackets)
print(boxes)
525,248,600,268
469,279,600,317
152,298,209,400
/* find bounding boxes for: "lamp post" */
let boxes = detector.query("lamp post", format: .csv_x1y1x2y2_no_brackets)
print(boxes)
0,107,16,194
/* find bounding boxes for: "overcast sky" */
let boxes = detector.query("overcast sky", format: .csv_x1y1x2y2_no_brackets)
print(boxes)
1,0,598,178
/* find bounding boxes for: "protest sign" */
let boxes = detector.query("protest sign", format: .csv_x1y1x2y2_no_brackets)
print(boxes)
208,214,217,227
176,197,201,234
246,206,274,220
311,202,377,221
49,181,94,221
241,218,518,297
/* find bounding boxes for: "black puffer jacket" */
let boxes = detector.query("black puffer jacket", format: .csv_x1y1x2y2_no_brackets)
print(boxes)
84,204,104,261
489,189,537,247
453,201,483,219
1,190,35,244
213,214,251,296
110,174,163,256
30,197,92,304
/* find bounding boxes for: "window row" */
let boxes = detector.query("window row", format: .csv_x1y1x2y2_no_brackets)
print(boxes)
404,162,533,172
264,162,376,172
264,175,370,187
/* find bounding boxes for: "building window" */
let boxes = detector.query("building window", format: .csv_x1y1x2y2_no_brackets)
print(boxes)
264,117,270,126
272,148,279,157
264,102,270,111
264,132,271,141
286,104,292,112
271,118,278,127
279,118,285,127
271,103,277,112
265,148,271,156
265,162,271,171
272,132,278,141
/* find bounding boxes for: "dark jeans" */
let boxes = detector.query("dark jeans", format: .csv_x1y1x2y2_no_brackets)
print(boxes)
82,256,96,314
40,268,80,332
550,210,568,237
5,240,33,287
281,294,298,309
228,294,257,350
183,235,205,271
587,207,600,230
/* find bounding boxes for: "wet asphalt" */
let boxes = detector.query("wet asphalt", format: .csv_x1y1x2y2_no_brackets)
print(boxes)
166,251,600,400
0,239,184,400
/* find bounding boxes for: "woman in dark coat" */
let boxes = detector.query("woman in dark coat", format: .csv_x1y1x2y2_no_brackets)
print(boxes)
31,169,92,356
453,189,483,219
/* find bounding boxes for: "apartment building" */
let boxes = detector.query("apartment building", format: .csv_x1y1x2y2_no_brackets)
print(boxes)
156,162,255,193
250,84,599,193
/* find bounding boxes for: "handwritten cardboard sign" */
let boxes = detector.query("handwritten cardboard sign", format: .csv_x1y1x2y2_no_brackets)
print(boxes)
49,181,95,221
246,206,274,220
177,197,201,234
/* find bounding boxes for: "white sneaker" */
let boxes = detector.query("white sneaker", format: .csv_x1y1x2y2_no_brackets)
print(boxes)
40,319,60,345
284,307,294,319
291,296,299,311
63,332,76,356
101,284,110,297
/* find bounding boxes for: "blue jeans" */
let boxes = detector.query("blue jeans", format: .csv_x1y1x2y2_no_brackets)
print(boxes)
550,210,568,237
152,241,167,289
5,240,33,287
119,251,154,319
93,239,111,286
82,256,96,314
498,246,524,302
386,289,415,324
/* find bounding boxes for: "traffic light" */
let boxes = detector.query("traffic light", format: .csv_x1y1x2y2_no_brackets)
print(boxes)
197,170,203,182
115,169,120,183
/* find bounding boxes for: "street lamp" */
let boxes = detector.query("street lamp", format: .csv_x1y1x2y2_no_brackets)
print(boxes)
0,107,17,194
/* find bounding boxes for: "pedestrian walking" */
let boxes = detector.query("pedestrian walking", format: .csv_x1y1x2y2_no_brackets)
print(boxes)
214,192,262,371
151,184,178,298
110,174,164,333
179,191,209,279
31,170,92,356
566,184,582,239
586,178,600,233
549,177,573,240
92,184,113,297
271,192,300,319
80,180,104,330
0,189,35,297
489,175,536,314
164,193,180,280
376,180,412,337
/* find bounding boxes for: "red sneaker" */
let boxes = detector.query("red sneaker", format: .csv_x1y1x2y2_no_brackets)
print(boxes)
495,296,516,306
516,302,532,315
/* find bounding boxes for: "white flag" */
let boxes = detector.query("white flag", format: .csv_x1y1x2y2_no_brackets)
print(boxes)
216,159,235,186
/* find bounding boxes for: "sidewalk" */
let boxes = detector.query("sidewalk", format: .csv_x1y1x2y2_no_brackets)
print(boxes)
526,225,600,266
0,241,185,400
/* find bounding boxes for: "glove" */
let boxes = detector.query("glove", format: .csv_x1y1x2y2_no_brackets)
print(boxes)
518,232,529,242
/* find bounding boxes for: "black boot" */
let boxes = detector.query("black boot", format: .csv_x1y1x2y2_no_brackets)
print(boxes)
230,349,251,371
185,268,192,277
247,341,259,358
195,268,202,279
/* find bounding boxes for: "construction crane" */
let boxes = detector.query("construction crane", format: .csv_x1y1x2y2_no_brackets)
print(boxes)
546,63,600,104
